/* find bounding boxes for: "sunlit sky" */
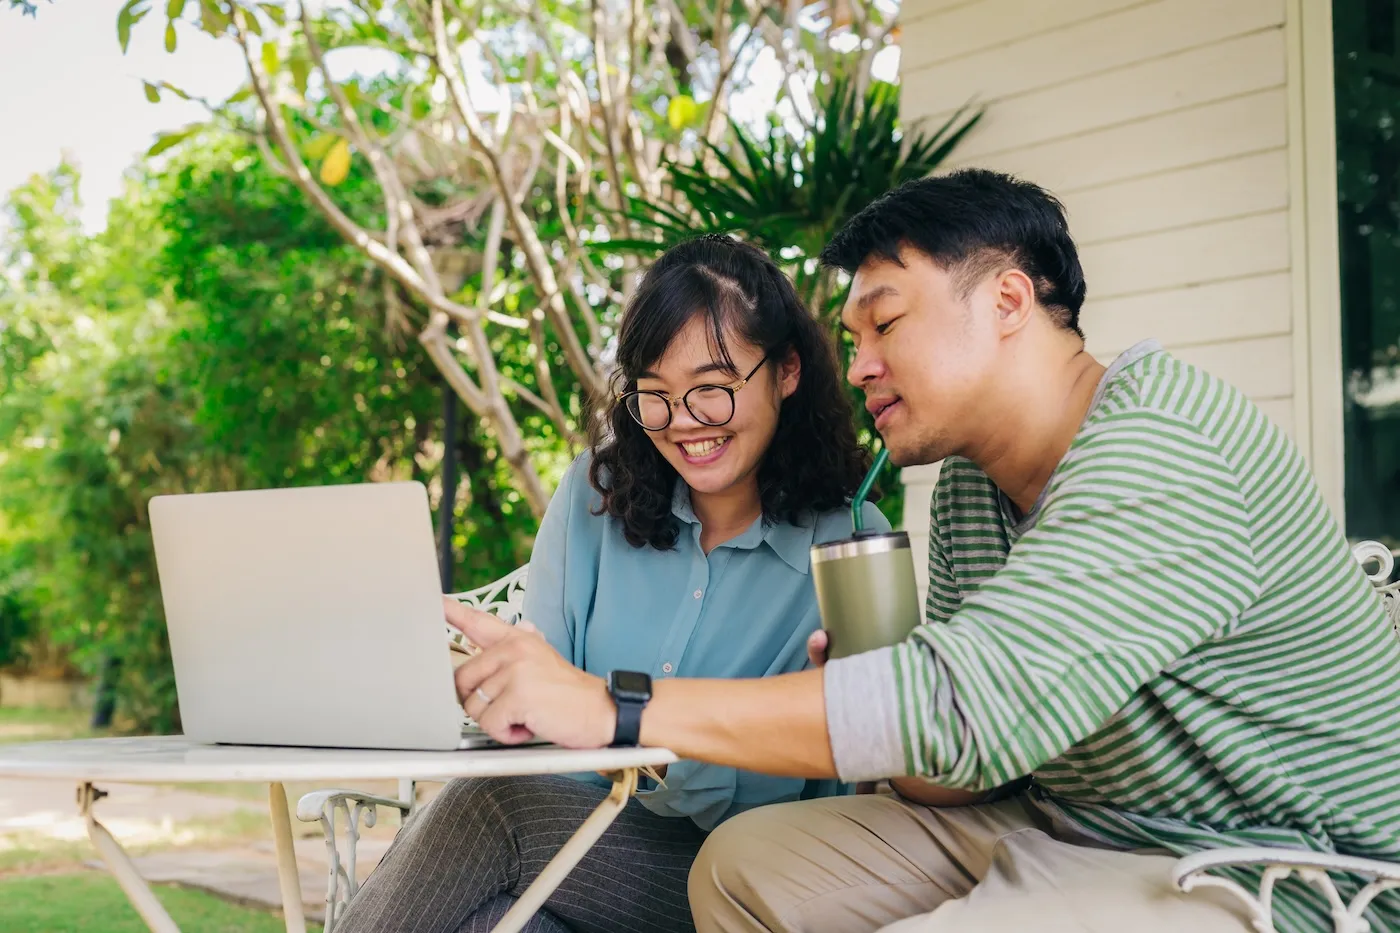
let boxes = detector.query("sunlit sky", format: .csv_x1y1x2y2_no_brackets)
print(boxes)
0,1,898,233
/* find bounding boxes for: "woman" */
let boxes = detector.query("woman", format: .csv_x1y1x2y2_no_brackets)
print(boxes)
336,235,889,933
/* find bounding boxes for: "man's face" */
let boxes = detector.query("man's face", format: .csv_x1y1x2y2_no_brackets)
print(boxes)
841,249,999,466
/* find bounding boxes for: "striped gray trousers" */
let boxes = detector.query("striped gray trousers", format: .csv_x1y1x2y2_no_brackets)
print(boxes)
335,774,706,933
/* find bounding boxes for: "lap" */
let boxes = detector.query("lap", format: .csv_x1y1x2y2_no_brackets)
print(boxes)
346,774,705,933
690,793,1251,933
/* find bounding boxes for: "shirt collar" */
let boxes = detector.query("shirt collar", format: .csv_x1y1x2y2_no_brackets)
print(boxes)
670,480,816,574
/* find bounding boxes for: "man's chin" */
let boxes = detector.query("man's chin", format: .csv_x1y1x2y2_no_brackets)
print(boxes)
880,432,947,468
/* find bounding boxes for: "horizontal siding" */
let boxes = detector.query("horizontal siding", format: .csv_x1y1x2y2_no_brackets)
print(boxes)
1066,150,1290,245
903,0,1284,112
1080,211,1291,300
931,29,1287,162
1082,273,1292,357
945,89,1288,194
899,0,1144,68
898,0,1303,594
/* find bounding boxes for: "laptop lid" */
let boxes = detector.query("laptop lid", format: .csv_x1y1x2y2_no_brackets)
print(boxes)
149,482,463,750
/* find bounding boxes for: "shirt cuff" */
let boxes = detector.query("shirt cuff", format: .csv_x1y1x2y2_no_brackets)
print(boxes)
823,646,908,782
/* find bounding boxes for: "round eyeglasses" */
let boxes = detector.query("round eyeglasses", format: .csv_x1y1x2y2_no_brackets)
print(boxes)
618,356,769,431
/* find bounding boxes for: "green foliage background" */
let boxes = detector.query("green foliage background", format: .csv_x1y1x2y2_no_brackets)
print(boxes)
0,142,545,730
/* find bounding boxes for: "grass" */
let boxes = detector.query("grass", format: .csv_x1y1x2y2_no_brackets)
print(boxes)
0,706,97,746
0,872,323,932
0,808,275,874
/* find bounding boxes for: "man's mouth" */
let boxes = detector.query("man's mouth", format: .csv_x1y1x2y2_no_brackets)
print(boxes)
867,396,902,429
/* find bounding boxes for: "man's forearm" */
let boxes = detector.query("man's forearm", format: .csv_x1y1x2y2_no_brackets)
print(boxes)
637,668,837,778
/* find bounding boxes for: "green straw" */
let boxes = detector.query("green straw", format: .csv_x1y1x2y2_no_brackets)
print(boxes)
852,448,890,533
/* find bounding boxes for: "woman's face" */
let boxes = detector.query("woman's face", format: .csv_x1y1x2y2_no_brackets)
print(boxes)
633,315,800,499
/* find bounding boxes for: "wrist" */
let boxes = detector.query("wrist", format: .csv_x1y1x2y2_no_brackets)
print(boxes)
593,677,617,747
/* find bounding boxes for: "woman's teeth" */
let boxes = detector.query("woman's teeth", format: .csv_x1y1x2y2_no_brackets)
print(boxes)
681,437,729,457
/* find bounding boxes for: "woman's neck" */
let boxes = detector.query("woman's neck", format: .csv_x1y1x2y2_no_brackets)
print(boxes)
692,480,763,553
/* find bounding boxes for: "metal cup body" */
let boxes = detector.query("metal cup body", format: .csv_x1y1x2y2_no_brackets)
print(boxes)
810,531,922,660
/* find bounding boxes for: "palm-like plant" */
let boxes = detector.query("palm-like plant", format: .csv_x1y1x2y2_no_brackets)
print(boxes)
614,76,981,321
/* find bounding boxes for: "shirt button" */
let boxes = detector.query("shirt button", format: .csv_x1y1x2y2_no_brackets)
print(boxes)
662,662,674,674
693,589,703,599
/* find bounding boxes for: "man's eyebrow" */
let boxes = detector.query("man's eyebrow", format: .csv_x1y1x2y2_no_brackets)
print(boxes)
855,284,898,311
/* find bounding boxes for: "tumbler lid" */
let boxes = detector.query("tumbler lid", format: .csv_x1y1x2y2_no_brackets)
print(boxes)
810,530,910,565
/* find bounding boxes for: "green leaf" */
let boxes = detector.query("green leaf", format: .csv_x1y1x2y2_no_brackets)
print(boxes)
303,133,340,160
158,80,192,100
145,126,196,156
198,0,227,35
226,85,254,104
164,21,177,52
166,0,186,17
289,56,310,97
142,81,161,103
257,2,285,26
261,41,279,76
117,0,149,54
666,94,698,131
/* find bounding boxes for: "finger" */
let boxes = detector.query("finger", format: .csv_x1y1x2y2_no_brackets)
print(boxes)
463,669,512,723
444,600,513,648
476,685,538,745
517,620,538,634
807,629,829,668
453,644,510,704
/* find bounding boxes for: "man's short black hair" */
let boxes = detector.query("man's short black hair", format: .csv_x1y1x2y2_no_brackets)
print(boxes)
820,168,1087,337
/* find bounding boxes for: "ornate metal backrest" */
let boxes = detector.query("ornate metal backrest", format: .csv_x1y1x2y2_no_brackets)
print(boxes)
450,564,529,624
1351,541,1400,637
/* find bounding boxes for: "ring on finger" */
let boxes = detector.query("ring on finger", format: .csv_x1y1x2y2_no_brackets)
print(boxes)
474,687,493,706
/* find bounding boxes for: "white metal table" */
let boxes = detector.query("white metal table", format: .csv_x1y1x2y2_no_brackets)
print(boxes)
0,736,677,933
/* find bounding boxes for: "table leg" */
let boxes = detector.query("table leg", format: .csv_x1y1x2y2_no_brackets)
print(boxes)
78,782,181,933
268,782,308,933
490,767,641,933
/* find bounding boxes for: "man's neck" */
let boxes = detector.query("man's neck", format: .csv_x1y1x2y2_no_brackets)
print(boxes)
967,346,1107,516
691,479,762,552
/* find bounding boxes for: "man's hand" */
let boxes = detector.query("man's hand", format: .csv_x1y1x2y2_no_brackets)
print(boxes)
447,600,616,749
807,629,829,668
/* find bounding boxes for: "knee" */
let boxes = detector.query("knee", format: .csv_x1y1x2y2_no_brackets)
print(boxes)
689,803,807,932
404,775,518,840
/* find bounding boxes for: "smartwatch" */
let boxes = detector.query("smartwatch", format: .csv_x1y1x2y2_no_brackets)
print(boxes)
606,670,652,747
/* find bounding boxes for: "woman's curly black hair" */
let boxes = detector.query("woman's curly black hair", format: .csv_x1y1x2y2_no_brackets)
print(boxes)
588,234,873,550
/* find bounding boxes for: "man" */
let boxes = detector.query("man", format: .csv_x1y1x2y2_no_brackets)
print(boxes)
449,169,1400,933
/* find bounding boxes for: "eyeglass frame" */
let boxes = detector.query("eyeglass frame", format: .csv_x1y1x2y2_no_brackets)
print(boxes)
617,355,772,432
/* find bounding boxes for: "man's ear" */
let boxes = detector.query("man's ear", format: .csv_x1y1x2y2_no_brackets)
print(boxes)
994,269,1037,337
777,347,801,400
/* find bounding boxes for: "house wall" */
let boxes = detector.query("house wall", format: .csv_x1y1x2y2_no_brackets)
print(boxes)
894,0,1344,598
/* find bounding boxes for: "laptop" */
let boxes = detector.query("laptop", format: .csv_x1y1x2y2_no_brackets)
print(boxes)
149,482,523,751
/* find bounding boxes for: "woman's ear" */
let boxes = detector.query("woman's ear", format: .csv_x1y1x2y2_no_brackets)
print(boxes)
777,347,801,400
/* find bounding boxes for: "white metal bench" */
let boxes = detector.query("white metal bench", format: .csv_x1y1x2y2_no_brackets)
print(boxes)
299,546,1400,933
1171,540,1400,933
295,565,529,931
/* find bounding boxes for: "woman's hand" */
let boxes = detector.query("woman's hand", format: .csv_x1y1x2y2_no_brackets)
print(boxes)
446,600,617,749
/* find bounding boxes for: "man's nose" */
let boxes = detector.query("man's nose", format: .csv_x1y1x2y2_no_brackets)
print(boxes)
847,344,884,388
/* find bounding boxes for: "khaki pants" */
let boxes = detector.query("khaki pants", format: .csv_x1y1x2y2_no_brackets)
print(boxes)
688,793,1255,933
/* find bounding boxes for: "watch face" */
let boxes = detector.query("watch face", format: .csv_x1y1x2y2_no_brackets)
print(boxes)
611,670,652,699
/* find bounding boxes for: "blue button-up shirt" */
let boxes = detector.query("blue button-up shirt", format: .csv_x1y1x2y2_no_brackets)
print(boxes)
522,454,890,830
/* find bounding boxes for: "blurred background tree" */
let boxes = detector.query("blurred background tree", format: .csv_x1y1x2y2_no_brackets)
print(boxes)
0,0,972,730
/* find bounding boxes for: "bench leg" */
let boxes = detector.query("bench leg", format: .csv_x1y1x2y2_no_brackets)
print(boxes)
269,782,308,933
490,767,641,933
79,782,182,933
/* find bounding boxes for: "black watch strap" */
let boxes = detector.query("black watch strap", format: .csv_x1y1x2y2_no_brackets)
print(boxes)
612,698,644,747
607,671,651,747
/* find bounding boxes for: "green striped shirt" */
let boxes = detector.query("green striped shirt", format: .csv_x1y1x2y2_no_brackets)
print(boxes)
824,341,1400,932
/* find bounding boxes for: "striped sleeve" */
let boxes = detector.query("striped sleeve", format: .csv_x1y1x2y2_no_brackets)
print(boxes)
826,410,1262,785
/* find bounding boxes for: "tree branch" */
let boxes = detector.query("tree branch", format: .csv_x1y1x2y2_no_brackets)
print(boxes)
430,0,605,399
